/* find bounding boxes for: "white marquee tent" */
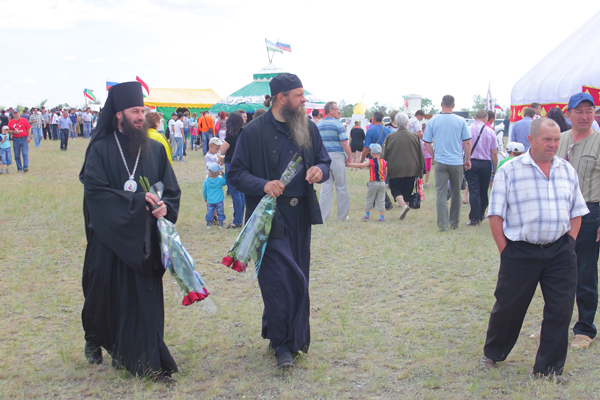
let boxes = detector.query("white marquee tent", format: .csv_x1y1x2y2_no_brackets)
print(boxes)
510,9,600,122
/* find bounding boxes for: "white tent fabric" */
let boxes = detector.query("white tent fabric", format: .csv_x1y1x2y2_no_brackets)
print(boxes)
511,10,600,108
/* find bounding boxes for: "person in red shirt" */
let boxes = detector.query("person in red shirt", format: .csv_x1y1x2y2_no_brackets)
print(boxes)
7,109,31,172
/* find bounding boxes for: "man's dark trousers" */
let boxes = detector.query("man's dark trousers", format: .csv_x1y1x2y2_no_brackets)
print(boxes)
60,129,69,150
573,203,600,339
43,124,50,140
466,159,492,223
483,234,577,375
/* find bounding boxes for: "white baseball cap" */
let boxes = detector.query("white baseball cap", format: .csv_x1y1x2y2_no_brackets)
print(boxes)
507,142,525,153
209,137,222,146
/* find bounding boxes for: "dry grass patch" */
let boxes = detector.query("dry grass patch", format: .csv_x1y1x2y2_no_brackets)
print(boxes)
1,139,600,399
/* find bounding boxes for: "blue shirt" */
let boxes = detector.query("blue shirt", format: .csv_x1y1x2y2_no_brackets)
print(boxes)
364,125,391,150
423,113,471,165
0,132,10,149
58,116,73,130
317,117,348,153
511,116,533,150
69,113,78,125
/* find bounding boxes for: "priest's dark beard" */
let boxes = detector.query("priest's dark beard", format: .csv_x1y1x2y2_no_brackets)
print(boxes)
281,102,311,150
121,114,149,157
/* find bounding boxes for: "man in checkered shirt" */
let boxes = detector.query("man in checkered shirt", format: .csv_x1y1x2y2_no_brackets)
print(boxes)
479,117,588,382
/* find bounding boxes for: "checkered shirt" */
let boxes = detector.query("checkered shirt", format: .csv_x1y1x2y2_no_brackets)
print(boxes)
488,151,588,244
29,114,44,129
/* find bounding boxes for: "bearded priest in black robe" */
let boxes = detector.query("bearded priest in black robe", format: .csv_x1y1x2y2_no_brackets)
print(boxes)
229,74,331,369
79,81,181,382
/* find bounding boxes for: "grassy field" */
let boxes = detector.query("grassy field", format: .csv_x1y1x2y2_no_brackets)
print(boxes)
1,138,600,399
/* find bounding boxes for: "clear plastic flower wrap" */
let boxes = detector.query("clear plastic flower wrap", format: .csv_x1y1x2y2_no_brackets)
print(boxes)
222,155,303,279
139,177,216,313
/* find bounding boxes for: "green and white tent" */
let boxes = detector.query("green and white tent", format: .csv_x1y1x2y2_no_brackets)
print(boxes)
209,63,323,114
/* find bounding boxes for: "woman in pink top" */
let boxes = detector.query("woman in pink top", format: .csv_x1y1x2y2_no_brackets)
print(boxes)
215,111,227,142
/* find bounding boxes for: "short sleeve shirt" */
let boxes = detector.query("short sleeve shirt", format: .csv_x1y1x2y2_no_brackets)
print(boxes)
173,120,183,138
317,117,348,153
8,118,31,138
1,132,10,149
557,129,600,203
488,151,588,244
58,116,73,130
469,121,498,161
407,117,422,133
423,113,471,165
364,125,391,149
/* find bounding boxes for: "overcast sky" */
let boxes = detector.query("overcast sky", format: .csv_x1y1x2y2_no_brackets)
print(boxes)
2,0,599,112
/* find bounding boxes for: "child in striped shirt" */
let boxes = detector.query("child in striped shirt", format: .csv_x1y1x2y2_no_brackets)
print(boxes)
346,143,388,222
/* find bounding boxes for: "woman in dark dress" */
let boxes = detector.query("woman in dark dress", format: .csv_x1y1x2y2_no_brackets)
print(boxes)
219,112,245,228
349,120,365,168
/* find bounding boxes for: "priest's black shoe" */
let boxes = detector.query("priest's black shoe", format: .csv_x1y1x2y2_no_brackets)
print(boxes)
84,341,103,365
156,375,177,386
276,352,295,369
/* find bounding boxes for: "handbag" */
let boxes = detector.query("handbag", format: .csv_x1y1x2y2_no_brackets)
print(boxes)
409,179,421,209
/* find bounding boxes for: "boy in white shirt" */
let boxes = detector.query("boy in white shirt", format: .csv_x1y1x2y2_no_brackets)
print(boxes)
204,137,222,174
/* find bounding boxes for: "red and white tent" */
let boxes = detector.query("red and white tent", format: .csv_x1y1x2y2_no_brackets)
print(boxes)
510,10,600,122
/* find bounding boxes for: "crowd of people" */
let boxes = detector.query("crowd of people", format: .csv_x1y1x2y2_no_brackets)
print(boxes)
0,106,98,173
7,78,599,385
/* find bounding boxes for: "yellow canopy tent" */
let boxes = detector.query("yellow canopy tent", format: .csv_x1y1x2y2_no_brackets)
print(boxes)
143,88,222,119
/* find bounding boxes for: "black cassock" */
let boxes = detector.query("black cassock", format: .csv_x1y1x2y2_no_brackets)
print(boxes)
80,130,181,377
229,110,330,357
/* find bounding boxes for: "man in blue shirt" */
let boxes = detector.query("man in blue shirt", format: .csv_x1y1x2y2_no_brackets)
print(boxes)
69,109,78,139
317,101,352,221
423,95,472,231
59,110,73,150
361,111,391,162
510,107,535,150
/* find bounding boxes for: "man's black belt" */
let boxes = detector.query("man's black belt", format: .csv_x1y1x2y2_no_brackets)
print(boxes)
587,202,599,208
277,196,306,206
536,242,554,249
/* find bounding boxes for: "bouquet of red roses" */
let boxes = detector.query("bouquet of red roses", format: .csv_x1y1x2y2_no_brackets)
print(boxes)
140,177,215,311
222,155,303,279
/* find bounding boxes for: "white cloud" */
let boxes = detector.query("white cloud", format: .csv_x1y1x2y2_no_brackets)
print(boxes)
4,85,12,89
91,58,106,63
62,56,75,61
59,73,68,77
120,56,131,62
21,79,37,84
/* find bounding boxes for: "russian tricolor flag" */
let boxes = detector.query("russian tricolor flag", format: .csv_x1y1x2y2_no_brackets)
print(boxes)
494,104,503,111
106,81,118,91
276,41,292,52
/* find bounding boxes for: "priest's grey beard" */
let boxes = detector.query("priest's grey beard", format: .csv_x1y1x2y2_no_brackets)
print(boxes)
121,114,149,157
281,102,311,150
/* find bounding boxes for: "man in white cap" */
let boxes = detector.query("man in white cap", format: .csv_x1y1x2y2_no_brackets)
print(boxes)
497,142,525,170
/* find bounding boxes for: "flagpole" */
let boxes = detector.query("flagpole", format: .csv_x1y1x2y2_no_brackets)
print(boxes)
265,40,273,63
